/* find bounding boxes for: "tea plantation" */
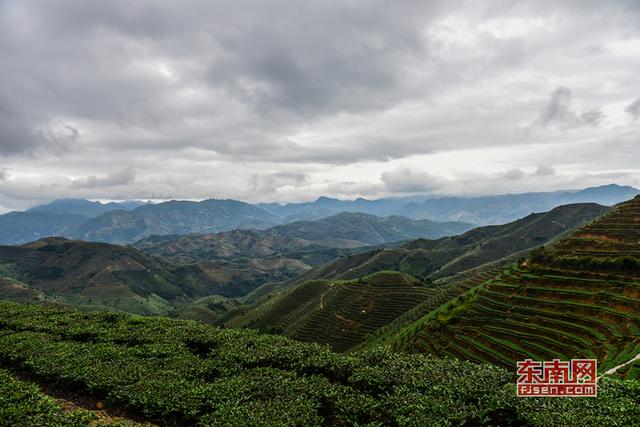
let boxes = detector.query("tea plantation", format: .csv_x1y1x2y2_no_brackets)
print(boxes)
388,196,640,379
0,302,639,426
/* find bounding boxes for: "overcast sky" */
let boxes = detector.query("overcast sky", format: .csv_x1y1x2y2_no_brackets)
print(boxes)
1,0,639,212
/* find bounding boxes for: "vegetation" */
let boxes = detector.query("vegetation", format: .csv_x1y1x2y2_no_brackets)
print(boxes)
295,202,607,285
387,196,640,379
226,271,439,351
0,368,138,426
230,203,608,350
0,301,639,426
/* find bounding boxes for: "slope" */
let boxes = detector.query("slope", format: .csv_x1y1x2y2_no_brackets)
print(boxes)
290,203,608,285
212,271,439,352
388,196,640,379
0,237,184,314
0,211,88,245
229,203,609,352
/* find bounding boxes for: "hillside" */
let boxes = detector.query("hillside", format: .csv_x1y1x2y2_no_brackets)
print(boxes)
0,211,88,246
0,237,185,314
268,212,472,245
66,199,279,244
229,203,609,352
289,203,608,285
388,196,640,379
226,271,438,352
0,302,637,426
0,237,289,315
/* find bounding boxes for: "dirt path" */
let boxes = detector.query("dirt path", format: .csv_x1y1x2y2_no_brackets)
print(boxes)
55,396,158,426
2,362,159,426
319,283,335,310
600,351,640,379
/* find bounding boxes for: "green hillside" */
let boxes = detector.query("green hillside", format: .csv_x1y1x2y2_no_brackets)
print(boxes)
388,196,640,379
0,237,280,315
0,237,182,315
0,301,638,427
226,271,438,352
293,203,607,284
231,204,607,342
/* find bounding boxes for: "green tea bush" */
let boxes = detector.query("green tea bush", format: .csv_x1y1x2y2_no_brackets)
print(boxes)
0,302,638,426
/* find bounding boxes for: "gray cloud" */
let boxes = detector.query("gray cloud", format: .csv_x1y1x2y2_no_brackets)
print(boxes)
380,168,445,193
0,0,639,209
502,168,526,180
71,168,135,189
534,86,605,129
248,172,309,194
534,164,556,176
626,99,640,119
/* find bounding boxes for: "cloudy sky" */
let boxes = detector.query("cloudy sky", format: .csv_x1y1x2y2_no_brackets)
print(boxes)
1,0,639,212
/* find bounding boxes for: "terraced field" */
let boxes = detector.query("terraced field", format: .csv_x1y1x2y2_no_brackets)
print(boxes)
227,271,438,352
389,196,640,378
360,262,508,350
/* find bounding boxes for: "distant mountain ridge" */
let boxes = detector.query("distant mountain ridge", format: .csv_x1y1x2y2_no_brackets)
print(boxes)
286,202,610,285
259,184,639,224
28,198,147,217
66,199,280,244
0,184,636,245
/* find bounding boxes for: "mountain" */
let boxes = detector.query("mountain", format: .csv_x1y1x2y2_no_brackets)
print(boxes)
0,211,89,245
387,195,640,378
0,199,143,245
286,202,609,285
0,237,181,314
28,198,146,217
396,184,640,224
0,184,633,246
132,212,472,308
67,199,280,244
267,212,472,245
0,237,280,315
258,184,639,225
226,203,609,347
135,212,473,261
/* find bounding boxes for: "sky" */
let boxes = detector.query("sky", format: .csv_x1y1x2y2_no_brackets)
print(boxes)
1,0,640,212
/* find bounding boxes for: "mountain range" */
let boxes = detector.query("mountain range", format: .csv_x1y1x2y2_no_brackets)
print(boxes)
0,184,636,245
259,183,639,224
0,212,471,315
135,212,472,261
